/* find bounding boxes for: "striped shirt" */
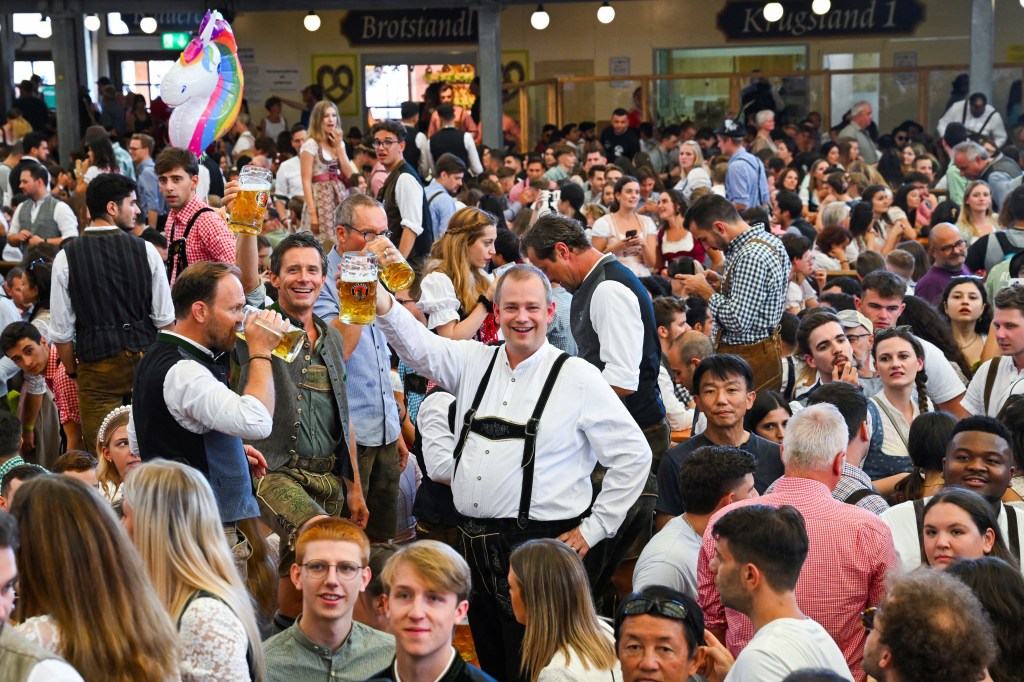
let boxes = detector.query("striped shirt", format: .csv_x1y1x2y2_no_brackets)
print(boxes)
697,476,896,682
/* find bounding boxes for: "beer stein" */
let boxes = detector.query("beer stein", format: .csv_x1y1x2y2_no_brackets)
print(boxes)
339,251,379,325
229,165,273,235
236,305,305,362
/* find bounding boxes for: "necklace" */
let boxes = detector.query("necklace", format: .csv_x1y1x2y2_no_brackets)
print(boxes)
957,334,982,351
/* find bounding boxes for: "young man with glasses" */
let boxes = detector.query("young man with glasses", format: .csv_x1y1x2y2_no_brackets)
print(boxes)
265,518,395,681
913,223,972,305
372,120,433,273
614,585,705,682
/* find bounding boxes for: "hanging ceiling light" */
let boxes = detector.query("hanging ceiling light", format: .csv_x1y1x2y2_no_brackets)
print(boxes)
84,14,101,31
597,1,616,23
531,4,550,30
303,11,321,31
139,15,158,33
36,16,52,38
763,2,784,21
811,0,831,14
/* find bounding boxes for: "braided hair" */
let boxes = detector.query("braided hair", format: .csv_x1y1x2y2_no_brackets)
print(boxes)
872,326,931,413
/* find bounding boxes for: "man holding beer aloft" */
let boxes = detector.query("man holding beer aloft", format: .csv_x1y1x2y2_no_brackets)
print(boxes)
315,193,407,546
231,230,368,636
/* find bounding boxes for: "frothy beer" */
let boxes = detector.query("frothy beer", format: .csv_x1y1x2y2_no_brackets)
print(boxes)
340,273,377,325
230,166,273,235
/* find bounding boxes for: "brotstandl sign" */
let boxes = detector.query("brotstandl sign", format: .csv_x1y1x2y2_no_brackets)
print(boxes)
341,9,479,46
717,0,926,40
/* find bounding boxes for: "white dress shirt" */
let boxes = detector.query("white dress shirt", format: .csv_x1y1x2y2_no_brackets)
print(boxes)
48,226,174,345
937,100,1007,147
587,265,645,391
127,331,273,453
963,356,1024,417
274,155,303,198
376,299,651,548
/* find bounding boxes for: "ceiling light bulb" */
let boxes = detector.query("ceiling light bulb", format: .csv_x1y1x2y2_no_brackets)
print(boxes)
139,15,157,33
763,2,784,21
36,17,52,38
84,14,101,31
597,1,616,23
304,11,321,31
531,4,550,30
811,0,831,14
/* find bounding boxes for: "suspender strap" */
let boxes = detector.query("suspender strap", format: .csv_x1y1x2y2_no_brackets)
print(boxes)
983,359,999,415
715,233,783,347
452,347,503,469
1007,505,1021,564
844,488,874,506
517,352,571,528
166,207,214,281
914,499,926,564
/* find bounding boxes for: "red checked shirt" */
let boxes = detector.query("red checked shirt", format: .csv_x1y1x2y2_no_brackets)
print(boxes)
697,477,896,682
166,195,236,285
24,347,81,425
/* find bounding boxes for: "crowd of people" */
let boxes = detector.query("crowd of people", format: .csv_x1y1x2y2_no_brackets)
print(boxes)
0,71,1023,682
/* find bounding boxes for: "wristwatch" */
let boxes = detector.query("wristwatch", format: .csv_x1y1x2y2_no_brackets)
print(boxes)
477,294,494,313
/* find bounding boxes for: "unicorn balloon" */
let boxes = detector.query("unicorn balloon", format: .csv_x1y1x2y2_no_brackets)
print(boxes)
160,10,244,156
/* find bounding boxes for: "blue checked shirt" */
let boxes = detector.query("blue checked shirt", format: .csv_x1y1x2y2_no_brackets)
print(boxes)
711,224,790,345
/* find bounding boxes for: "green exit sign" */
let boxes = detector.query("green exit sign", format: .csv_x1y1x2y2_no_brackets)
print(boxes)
161,32,190,50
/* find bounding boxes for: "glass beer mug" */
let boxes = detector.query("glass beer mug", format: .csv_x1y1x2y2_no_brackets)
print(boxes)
339,252,378,325
236,305,305,362
229,165,273,235
376,247,415,293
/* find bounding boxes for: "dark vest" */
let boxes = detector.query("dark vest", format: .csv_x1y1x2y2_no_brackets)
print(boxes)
132,333,259,523
15,194,60,241
401,124,422,172
66,229,156,362
430,127,469,167
570,255,665,428
379,161,433,260
981,154,1022,183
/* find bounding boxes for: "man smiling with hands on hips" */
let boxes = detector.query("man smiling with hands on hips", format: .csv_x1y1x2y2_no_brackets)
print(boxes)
356,245,651,682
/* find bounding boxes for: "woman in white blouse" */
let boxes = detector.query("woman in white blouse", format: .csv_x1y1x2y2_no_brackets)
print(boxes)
591,176,658,277
509,539,622,682
673,140,712,202
12,474,180,681
869,328,931,475
417,206,500,344
122,460,266,682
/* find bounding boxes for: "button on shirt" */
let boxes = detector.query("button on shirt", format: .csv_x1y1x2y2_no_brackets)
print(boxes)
698,477,896,682
165,195,236,284
9,196,79,240
314,247,400,447
264,617,395,682
376,299,651,548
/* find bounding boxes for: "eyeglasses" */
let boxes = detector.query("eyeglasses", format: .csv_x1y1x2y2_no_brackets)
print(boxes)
861,607,878,632
302,561,364,580
342,224,385,243
844,332,871,342
936,239,967,256
371,138,400,149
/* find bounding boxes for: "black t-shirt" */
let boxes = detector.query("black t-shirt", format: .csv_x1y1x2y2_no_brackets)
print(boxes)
655,431,784,515
600,126,640,161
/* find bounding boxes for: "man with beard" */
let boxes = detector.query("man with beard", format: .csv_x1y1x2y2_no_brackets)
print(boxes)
912,223,971,305
50,174,173,454
880,415,1024,571
794,310,858,398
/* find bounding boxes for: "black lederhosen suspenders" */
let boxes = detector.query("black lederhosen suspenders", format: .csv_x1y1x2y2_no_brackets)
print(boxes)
452,347,571,529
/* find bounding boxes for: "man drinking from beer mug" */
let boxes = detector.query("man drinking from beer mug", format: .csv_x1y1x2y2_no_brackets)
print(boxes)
222,184,368,635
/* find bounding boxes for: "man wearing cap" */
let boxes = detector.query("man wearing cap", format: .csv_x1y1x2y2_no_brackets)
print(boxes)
938,92,1007,148
614,586,706,682
913,223,972,305
715,118,769,213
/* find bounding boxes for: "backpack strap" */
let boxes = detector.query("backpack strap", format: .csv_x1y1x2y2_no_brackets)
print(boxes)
844,488,875,506
914,499,927,564
983,359,1000,415
166,207,215,281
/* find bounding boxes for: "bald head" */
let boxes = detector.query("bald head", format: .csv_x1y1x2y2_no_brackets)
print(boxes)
670,330,715,391
928,223,968,271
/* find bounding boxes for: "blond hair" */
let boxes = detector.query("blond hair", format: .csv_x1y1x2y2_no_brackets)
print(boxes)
96,406,131,494
308,100,341,145
426,206,496,313
380,540,471,602
511,539,617,682
957,180,996,241
11,475,181,681
122,460,266,680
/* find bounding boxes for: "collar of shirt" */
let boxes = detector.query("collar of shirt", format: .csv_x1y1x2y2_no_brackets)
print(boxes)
158,330,218,362
841,461,873,488
768,476,833,501
392,648,457,682
582,252,615,282
44,343,62,378
291,614,354,657
167,194,206,232
724,223,767,257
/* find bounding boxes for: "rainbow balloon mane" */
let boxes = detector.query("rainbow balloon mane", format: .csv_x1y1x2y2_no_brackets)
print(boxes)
160,10,244,155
